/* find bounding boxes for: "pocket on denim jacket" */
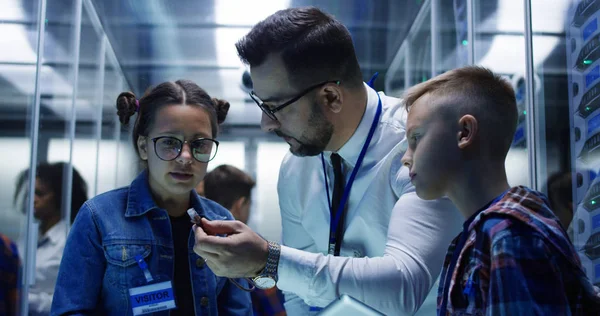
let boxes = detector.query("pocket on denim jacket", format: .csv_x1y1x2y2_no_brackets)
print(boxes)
103,243,152,287
104,243,151,267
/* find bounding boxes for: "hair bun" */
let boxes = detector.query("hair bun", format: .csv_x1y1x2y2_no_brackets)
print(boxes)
211,98,230,124
116,91,137,125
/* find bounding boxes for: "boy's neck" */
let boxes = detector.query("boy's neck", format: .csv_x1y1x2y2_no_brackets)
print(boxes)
447,163,511,219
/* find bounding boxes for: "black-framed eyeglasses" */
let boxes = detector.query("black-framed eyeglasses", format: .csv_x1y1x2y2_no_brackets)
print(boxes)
249,80,340,121
151,136,219,163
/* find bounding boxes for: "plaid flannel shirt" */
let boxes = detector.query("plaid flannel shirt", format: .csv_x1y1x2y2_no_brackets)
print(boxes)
437,186,600,315
0,233,20,316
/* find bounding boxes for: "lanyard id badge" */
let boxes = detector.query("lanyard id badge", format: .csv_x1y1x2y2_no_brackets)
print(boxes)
321,90,382,256
128,255,177,315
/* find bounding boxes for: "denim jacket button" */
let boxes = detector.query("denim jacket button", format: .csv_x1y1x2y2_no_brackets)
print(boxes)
195,258,205,268
200,296,209,306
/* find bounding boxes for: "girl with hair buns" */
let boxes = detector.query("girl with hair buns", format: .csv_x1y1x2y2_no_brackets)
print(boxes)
51,80,252,316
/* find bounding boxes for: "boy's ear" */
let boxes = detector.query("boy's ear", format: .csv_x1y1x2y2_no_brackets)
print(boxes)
457,115,478,149
231,197,246,213
229,196,247,221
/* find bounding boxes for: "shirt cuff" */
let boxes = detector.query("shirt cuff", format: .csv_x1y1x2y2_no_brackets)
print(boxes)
276,245,317,299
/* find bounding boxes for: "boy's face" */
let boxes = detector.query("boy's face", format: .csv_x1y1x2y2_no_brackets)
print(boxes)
401,94,462,200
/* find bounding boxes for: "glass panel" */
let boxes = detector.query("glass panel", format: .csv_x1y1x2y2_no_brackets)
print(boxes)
255,142,289,242
438,0,470,73
552,0,600,286
27,1,82,315
0,0,40,237
72,5,102,197
473,0,529,187
385,47,406,97
207,140,246,172
109,60,137,189
408,8,432,86
385,3,432,98
96,49,121,195
0,0,42,314
115,132,138,187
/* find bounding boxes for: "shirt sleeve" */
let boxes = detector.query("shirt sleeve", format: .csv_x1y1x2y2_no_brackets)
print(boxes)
29,242,63,315
276,164,463,315
50,203,105,315
282,291,320,316
0,234,21,316
29,291,54,315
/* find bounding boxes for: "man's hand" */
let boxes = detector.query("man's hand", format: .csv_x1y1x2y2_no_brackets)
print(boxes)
192,218,269,278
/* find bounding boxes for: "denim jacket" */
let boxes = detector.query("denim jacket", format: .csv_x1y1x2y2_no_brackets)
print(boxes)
51,171,252,316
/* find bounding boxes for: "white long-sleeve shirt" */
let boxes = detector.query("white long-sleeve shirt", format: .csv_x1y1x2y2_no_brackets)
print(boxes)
29,220,67,315
275,84,463,315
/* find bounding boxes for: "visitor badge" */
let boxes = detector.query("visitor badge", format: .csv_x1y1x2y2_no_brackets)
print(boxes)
129,280,177,315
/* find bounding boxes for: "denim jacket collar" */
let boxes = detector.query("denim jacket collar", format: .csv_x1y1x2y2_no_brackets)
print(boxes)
125,170,222,220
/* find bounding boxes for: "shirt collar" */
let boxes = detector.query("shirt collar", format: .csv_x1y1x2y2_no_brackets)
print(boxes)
43,219,66,244
125,169,213,219
324,82,380,168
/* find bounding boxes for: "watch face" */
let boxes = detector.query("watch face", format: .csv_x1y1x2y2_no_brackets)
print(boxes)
254,277,276,289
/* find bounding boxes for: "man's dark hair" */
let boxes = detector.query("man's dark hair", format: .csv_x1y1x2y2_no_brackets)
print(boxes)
236,6,363,89
203,165,256,210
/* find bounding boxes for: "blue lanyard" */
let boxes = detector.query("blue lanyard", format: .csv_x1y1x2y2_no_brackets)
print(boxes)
135,255,154,283
320,91,382,256
438,189,509,315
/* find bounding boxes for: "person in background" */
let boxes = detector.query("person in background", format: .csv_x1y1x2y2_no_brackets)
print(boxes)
201,164,286,316
0,233,20,316
202,165,254,224
401,65,600,314
14,162,88,316
192,6,463,315
51,80,251,316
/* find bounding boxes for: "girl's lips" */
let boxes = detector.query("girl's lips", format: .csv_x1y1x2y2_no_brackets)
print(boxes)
170,172,193,181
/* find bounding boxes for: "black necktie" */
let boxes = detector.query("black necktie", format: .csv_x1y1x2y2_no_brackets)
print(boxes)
330,153,346,256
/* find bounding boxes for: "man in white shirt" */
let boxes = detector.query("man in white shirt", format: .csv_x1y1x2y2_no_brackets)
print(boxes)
192,7,462,315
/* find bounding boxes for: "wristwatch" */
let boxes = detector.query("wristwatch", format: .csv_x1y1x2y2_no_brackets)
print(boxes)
252,241,280,289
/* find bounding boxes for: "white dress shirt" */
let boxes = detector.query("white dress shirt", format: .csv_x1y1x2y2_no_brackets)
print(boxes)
29,219,67,315
276,83,463,315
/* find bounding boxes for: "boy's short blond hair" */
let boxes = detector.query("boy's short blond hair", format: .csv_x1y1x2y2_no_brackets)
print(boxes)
403,66,518,159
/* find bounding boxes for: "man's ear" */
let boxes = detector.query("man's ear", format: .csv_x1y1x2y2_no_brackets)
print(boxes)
321,83,343,114
137,136,149,160
457,115,478,149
